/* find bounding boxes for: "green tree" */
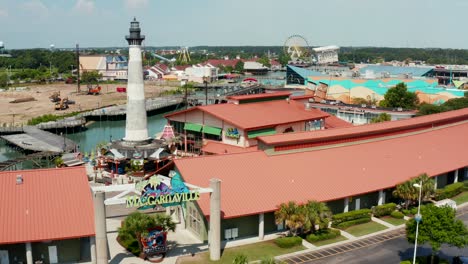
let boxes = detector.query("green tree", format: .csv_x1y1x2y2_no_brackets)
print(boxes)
406,204,468,255
417,103,446,116
81,70,102,84
0,73,8,88
275,201,305,236
379,82,419,109
258,56,271,68
303,200,332,233
370,113,391,123
393,173,435,209
234,60,244,73
278,52,291,66
117,212,176,256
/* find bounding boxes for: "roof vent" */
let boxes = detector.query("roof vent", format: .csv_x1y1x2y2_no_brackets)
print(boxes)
286,98,290,104
305,103,311,111
16,175,23,185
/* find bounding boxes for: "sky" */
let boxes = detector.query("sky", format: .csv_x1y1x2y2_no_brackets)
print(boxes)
1,0,468,49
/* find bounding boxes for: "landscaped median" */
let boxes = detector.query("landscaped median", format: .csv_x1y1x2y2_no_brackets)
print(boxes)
177,240,305,264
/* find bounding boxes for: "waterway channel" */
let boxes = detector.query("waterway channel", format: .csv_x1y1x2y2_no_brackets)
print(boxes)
0,72,291,163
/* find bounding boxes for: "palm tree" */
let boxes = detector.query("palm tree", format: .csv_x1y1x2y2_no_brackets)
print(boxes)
393,173,435,209
275,201,305,236
303,200,332,233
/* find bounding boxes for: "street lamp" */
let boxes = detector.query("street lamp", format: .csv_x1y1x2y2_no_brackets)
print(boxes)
203,76,209,106
412,180,423,264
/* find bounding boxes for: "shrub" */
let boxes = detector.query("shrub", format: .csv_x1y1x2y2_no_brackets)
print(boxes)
410,207,418,215
400,261,411,264
232,253,248,264
373,203,397,217
260,257,277,264
390,211,404,219
335,217,371,229
274,236,302,248
402,209,411,216
306,228,340,243
435,182,464,200
331,209,371,227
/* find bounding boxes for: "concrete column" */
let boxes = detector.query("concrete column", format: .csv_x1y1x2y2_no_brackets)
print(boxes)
90,237,97,264
209,178,221,261
258,213,265,240
378,190,384,205
94,191,108,264
26,242,33,264
454,169,459,183
166,206,171,216
434,175,438,190
344,197,349,213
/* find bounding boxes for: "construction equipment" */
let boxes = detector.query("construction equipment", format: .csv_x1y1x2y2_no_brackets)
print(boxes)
87,84,101,95
49,91,61,102
55,97,69,110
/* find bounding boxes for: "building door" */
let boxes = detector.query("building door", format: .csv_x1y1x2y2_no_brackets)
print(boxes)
355,198,361,210
0,250,8,264
48,246,58,264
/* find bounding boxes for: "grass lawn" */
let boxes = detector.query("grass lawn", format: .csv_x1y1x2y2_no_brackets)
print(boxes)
178,240,305,264
452,191,468,205
379,216,406,226
343,221,388,237
311,235,348,247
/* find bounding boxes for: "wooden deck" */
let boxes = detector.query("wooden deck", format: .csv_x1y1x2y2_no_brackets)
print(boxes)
1,126,76,153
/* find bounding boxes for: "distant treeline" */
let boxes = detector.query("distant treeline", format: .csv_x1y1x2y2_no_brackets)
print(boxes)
1,46,467,74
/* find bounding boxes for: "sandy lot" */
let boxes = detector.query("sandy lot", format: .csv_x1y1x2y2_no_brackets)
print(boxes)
0,83,176,125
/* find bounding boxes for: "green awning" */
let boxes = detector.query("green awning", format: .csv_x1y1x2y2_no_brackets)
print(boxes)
184,122,202,132
203,125,222,136
247,127,276,138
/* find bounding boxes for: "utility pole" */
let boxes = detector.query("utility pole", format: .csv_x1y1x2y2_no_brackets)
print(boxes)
76,44,80,93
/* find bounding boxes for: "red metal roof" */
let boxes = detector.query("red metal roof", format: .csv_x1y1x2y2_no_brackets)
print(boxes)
0,167,95,244
258,108,468,146
177,99,329,130
202,140,259,155
176,122,468,219
324,115,354,129
206,59,241,68
226,91,291,101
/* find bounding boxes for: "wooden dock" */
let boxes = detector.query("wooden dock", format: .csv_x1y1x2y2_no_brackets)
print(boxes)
1,126,77,153
0,151,58,171
36,117,86,130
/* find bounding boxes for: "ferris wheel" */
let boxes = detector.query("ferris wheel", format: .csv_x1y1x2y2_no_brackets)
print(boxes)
283,35,312,62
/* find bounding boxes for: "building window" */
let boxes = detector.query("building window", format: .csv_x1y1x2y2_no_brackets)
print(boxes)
189,206,203,236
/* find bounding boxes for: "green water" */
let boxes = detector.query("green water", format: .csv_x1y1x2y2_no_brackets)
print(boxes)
0,112,170,162
66,112,170,154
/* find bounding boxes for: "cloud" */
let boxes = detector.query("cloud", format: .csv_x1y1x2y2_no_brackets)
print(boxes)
74,0,95,14
124,0,149,9
20,0,48,16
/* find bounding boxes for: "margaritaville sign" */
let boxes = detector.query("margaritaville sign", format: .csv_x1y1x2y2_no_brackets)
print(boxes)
126,172,200,208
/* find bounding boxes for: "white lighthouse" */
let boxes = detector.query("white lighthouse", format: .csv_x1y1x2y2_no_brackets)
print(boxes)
124,18,149,142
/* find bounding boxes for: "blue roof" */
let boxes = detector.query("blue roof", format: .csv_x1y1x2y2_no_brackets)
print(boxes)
288,65,324,79
359,65,433,77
